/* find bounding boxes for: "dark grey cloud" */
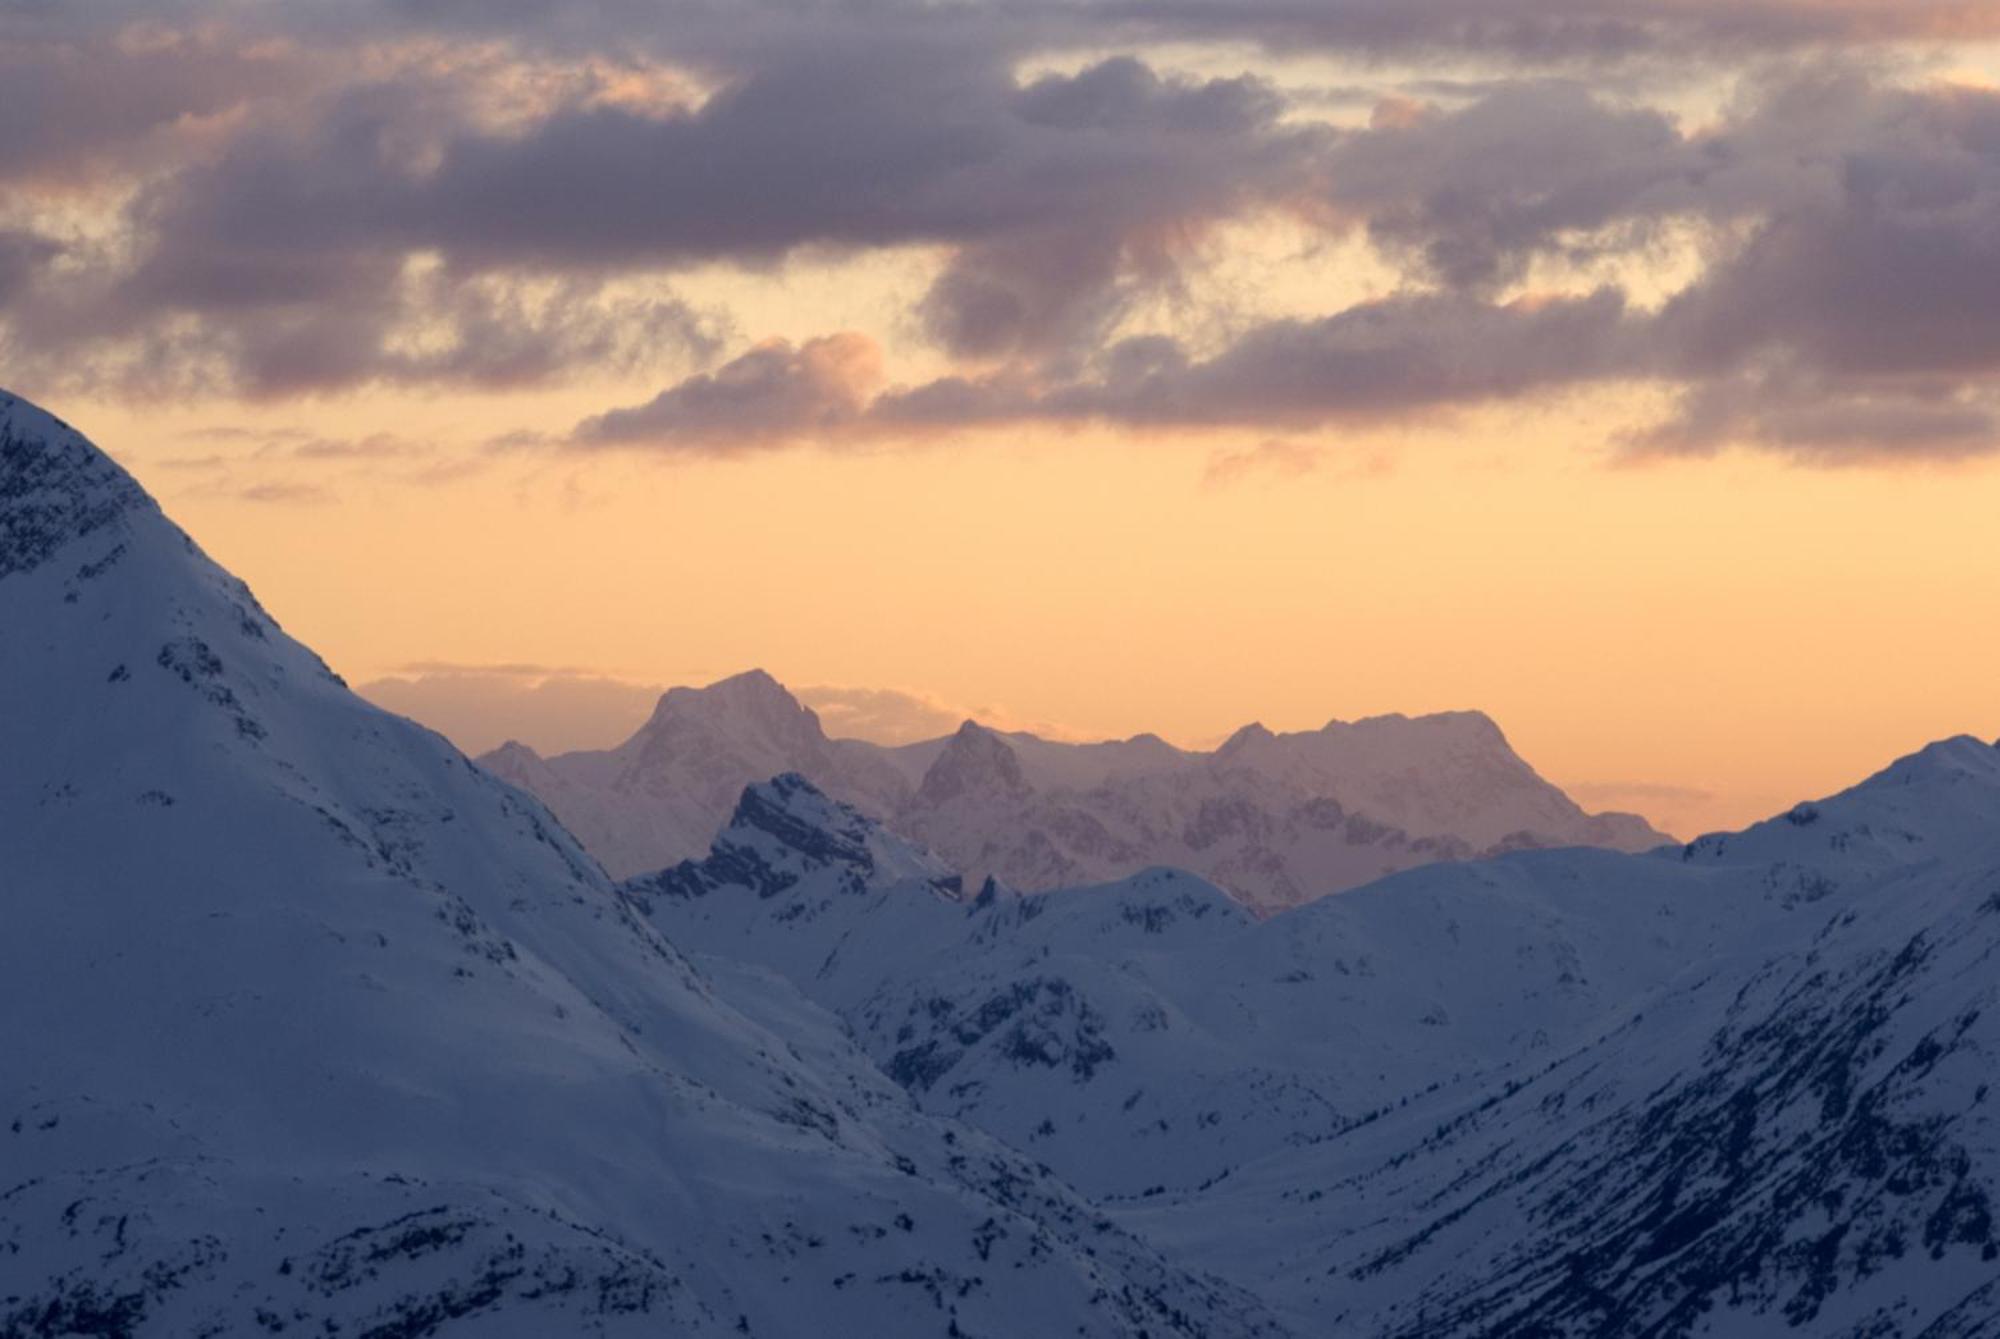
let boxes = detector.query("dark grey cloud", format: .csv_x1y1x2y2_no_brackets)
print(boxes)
0,229,59,307
371,0,2000,65
578,68,2000,461
917,58,1305,359
1320,82,1709,290
1041,288,1636,425
1656,78,2000,379
90,44,1316,382
1633,365,2000,462
1080,0,2000,60
0,23,311,185
4,18,1316,396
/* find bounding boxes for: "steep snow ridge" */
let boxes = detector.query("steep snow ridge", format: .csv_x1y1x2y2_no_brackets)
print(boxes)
639,747,2000,1335
493,672,1670,911
0,390,1282,1339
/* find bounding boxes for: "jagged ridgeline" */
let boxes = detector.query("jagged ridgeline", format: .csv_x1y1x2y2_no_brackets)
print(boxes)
0,388,1282,1336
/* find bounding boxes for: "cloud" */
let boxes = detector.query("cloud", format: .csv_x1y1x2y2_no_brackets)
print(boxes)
581,289,1637,449
796,685,967,745
1039,288,1637,426
235,481,337,505
1319,81,1706,291
1085,0,2000,60
575,334,883,449
579,68,2000,462
0,229,59,309
356,665,665,756
373,0,2000,66
1630,363,2000,463
2,21,1316,395
12,3,2000,466
1203,439,1329,487
0,23,313,187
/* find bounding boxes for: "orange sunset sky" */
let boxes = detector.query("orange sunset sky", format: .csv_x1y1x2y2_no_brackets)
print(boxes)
9,5,2000,838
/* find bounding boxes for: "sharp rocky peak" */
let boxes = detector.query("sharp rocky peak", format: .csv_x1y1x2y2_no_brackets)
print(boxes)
731,772,873,860
630,771,960,903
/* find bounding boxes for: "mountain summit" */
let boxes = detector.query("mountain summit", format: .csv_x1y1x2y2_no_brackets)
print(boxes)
0,390,1275,1338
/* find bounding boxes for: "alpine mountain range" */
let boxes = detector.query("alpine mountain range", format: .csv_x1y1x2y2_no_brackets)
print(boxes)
9,384,2000,1338
478,670,1669,914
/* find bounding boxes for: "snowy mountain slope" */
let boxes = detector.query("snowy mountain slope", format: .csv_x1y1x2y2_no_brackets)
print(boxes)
637,741,2000,1335
488,676,1669,911
629,776,1787,1200
1126,737,2000,1336
0,389,1284,1339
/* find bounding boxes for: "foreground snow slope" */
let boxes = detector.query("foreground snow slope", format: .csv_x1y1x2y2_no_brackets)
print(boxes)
0,390,1279,1339
637,741,2000,1335
487,675,1667,911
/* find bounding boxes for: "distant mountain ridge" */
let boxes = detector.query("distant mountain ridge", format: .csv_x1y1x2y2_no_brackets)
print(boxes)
481,669,1669,912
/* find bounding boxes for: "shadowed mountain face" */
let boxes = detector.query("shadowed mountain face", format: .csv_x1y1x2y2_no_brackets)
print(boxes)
633,738,2000,1336
0,389,1282,1339
483,675,1668,912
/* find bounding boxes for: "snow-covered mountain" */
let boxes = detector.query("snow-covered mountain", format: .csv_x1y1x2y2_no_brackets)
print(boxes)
0,389,1283,1338
484,674,1668,912
633,738,2000,1335
480,670,909,882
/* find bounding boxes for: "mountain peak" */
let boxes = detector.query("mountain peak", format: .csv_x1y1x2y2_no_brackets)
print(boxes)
1215,721,1274,757
1,388,151,580
632,771,958,902
730,771,877,870
644,667,814,730
710,665,790,701
918,719,1030,805
624,669,832,774
1848,733,2000,799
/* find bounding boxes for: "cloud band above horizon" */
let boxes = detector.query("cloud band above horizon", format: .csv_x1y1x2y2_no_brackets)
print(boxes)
6,1,2000,462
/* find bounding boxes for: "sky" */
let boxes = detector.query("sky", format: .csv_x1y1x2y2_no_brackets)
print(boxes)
7,1,2000,839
